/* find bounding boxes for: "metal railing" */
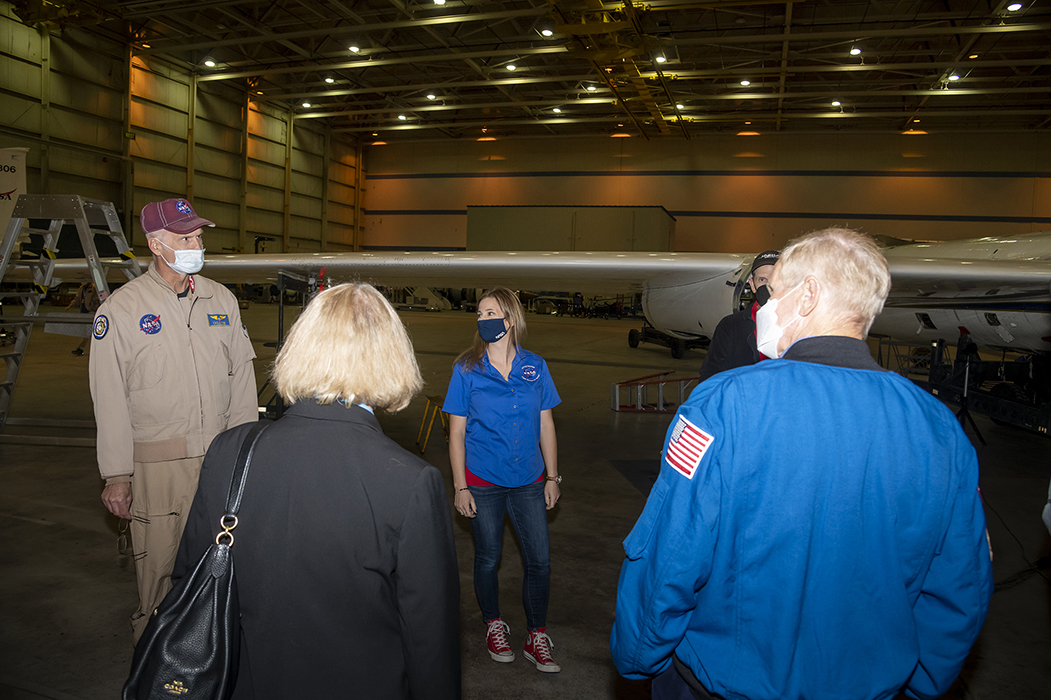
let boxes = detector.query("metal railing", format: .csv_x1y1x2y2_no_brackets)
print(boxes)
611,371,697,413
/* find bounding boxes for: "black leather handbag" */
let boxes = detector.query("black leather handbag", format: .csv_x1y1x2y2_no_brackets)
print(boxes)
123,420,269,700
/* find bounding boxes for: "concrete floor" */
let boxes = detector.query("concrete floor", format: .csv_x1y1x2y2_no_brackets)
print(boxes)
1,302,1049,700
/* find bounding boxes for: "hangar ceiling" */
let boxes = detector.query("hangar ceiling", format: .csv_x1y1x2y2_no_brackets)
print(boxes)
12,0,1051,141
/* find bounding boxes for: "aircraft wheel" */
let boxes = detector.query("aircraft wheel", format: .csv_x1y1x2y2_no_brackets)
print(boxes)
628,329,641,348
670,338,686,359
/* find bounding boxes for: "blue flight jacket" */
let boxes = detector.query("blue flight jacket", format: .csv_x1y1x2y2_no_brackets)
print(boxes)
611,337,993,700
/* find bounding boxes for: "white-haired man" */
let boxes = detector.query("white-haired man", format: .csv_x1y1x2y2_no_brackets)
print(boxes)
612,228,993,700
89,198,257,643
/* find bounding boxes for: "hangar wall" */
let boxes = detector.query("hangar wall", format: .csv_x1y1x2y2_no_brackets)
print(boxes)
0,3,364,254
364,133,1051,253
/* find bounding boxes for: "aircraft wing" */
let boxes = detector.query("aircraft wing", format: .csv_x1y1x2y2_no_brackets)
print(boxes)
42,250,750,293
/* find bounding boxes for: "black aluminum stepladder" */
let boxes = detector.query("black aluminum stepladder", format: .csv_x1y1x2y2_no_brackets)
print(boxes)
0,194,142,432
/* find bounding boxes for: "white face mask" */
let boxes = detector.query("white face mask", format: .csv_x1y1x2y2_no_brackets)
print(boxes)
157,239,205,274
755,281,804,359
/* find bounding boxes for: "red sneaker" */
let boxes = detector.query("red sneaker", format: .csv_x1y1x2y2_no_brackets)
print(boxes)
523,627,560,673
486,619,514,663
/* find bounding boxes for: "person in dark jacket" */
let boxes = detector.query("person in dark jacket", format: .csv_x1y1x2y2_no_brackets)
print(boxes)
697,249,780,382
172,283,460,700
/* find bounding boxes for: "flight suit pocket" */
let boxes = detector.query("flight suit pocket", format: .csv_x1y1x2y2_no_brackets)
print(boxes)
128,345,178,427
623,477,670,560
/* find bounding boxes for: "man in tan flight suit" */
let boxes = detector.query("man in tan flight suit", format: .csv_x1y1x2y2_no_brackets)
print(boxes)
89,197,258,643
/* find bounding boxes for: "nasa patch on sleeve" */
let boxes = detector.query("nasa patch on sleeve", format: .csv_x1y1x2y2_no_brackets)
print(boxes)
92,315,109,340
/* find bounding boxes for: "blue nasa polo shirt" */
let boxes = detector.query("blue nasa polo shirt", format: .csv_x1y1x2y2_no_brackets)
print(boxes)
444,348,561,487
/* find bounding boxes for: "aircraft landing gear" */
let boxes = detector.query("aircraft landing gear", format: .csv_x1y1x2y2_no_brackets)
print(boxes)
626,322,707,359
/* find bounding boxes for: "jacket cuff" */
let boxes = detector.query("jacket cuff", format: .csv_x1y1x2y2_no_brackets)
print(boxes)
104,475,132,485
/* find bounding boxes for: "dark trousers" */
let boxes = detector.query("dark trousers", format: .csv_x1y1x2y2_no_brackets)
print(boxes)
653,660,723,700
468,480,550,629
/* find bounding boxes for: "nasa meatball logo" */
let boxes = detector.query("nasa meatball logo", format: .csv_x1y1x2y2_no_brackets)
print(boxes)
176,199,192,213
522,365,539,382
139,314,162,335
93,315,109,340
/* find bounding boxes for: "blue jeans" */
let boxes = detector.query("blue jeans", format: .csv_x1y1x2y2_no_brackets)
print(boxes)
469,480,550,630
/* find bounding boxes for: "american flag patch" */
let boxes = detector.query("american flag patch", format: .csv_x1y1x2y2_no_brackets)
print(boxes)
665,415,714,479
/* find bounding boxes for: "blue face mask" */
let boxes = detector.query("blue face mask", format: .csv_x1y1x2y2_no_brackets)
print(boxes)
477,318,508,343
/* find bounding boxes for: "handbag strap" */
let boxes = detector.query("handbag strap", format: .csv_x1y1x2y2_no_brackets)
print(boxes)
223,420,269,517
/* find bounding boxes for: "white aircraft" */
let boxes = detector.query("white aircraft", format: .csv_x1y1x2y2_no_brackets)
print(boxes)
31,230,1051,357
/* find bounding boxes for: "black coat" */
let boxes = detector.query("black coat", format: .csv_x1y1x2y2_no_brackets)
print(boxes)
173,401,460,700
698,306,761,382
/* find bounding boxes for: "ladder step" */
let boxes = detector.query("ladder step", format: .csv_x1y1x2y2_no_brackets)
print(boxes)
0,350,21,360
11,259,46,267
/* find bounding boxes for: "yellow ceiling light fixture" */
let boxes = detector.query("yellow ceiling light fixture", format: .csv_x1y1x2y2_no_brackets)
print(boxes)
611,132,631,138
477,136,497,141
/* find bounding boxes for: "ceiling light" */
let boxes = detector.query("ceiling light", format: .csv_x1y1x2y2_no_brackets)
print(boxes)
398,114,407,120
541,28,553,37
204,59,216,67
256,90,264,95
948,74,960,81
372,141,387,145
737,131,760,136
349,45,360,53
1007,2,1023,10
849,46,861,56
744,121,751,125
302,102,311,108
506,64,517,71
675,103,684,109
902,129,928,135
913,119,920,123
611,133,631,138
655,55,667,64
372,132,378,136
141,43,151,49
477,136,496,141
325,77,335,84
740,80,750,86
552,108,561,113
427,93,436,100
586,85,597,92
434,0,446,5
969,54,979,59
831,100,841,107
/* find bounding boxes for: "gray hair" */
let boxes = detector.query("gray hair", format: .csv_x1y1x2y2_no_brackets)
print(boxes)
778,228,891,335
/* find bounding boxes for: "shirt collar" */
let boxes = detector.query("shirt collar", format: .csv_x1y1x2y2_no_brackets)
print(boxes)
782,336,887,371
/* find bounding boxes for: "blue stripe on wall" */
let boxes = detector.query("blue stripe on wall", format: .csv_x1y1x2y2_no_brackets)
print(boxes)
668,211,1051,224
363,209,1051,225
368,169,1051,180
366,209,468,216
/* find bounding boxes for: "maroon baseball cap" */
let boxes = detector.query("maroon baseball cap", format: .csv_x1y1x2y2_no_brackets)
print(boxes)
140,198,215,235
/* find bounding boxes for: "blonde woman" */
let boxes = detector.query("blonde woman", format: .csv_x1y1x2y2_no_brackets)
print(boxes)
443,287,563,673
173,283,460,699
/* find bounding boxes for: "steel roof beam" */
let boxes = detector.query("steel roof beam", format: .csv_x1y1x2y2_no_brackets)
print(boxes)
138,7,550,56
197,44,569,81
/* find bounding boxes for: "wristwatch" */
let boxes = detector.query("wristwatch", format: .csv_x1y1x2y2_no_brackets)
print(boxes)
545,474,562,485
